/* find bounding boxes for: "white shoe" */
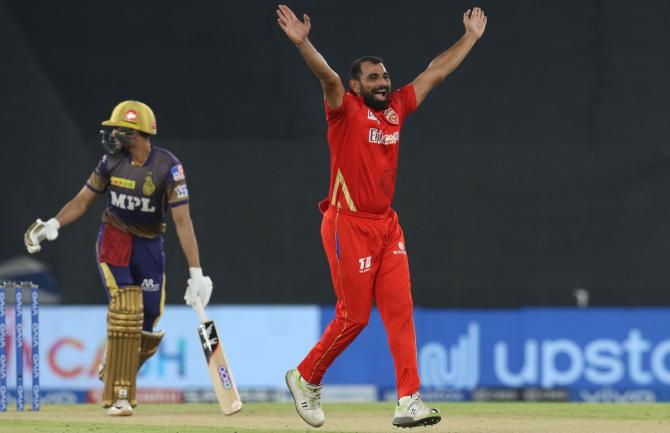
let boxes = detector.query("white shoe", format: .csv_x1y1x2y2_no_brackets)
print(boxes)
107,399,133,416
392,393,441,428
285,369,325,428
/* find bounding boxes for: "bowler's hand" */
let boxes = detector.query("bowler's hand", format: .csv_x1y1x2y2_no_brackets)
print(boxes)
464,7,487,40
184,267,213,307
276,4,311,45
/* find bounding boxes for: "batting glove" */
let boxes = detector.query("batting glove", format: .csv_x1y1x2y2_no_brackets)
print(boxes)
24,218,60,254
185,267,213,307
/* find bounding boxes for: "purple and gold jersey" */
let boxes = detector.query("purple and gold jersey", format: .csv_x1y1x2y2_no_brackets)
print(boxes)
86,146,189,238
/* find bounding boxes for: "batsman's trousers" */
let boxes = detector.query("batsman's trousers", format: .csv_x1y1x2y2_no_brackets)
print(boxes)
298,206,420,398
95,224,166,331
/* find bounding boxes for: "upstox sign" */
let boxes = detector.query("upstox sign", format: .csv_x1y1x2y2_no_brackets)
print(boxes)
321,307,670,400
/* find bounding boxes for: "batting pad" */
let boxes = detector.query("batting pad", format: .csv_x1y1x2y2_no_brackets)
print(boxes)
101,286,143,408
138,329,165,372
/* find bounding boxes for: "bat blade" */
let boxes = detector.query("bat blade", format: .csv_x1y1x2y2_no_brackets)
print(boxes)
197,319,242,415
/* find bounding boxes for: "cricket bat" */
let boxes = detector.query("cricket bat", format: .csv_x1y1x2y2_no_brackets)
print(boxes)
193,298,242,415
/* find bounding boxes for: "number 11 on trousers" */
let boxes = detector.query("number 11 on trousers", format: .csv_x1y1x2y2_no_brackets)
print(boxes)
359,256,372,273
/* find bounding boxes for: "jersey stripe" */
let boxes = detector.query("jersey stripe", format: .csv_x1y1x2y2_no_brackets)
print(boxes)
330,169,357,212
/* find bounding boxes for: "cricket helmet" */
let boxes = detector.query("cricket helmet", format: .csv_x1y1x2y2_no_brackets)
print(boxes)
101,100,157,135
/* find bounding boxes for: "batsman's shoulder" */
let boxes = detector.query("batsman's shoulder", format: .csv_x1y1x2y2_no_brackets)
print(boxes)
154,146,183,168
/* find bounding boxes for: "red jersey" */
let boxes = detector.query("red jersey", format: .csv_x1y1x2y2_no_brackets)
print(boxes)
321,84,417,215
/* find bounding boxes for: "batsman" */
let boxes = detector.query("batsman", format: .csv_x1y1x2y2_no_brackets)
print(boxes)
277,4,487,429
23,101,213,416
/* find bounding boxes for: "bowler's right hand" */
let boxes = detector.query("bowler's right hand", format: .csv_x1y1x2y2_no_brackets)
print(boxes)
24,218,60,254
276,4,311,45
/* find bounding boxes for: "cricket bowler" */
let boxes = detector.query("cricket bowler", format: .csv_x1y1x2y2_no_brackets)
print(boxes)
23,100,214,416
277,4,487,428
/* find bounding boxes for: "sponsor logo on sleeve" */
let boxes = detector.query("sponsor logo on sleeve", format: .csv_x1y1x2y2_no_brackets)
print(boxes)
171,164,185,181
175,184,189,199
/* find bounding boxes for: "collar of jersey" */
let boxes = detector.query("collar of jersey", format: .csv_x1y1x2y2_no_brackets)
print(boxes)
126,144,156,168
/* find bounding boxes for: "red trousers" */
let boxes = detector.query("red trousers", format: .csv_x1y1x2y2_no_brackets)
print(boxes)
297,206,420,398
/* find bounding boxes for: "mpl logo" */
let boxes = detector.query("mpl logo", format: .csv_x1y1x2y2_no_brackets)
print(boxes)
419,322,480,390
110,191,156,212
218,366,233,389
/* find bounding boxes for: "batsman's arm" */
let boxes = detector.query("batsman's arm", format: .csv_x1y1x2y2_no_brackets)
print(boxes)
276,4,344,109
412,7,487,107
25,185,99,253
172,204,214,307
171,203,201,268
54,185,100,227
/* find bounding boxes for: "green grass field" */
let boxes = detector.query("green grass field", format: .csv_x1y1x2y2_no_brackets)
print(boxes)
1,402,670,433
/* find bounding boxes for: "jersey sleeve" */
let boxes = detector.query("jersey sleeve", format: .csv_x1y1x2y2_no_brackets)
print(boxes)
86,155,110,194
166,162,189,208
394,84,418,121
325,93,353,125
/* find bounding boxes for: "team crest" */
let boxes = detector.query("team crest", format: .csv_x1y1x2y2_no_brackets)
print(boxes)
384,108,398,125
142,172,156,195
125,109,138,122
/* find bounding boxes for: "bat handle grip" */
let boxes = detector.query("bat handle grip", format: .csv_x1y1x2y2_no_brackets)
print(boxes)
192,297,209,323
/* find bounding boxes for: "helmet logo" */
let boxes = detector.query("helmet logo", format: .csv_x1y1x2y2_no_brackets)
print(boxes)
125,109,138,122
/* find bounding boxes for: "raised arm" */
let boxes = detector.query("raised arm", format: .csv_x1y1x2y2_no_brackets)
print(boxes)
412,7,487,107
276,4,345,110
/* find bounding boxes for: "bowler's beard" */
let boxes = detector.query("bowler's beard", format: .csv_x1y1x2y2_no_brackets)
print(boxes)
361,86,391,111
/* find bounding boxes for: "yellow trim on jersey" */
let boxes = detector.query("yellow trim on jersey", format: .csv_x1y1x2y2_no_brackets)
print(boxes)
111,176,136,189
99,263,120,291
331,168,357,212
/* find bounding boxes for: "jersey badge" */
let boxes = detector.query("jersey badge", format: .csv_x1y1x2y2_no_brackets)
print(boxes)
142,172,156,196
384,108,398,125
111,176,136,189
367,110,380,123
175,184,189,199
171,164,185,181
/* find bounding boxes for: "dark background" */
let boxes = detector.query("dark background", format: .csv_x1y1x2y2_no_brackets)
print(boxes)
2,0,669,307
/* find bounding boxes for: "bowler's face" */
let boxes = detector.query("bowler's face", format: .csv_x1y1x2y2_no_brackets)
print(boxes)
352,62,392,110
